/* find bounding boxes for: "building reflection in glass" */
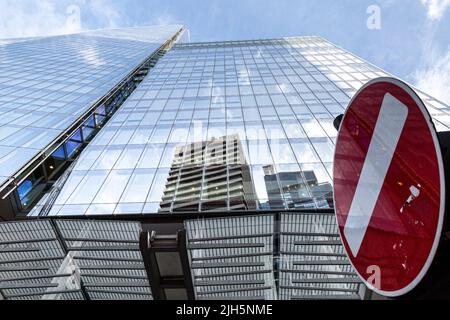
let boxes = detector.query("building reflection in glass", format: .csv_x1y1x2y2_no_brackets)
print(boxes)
263,164,333,209
159,134,333,212
159,134,257,212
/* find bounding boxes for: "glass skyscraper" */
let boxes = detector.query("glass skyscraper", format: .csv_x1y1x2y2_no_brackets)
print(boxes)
1,26,449,301
0,25,185,218
32,36,450,217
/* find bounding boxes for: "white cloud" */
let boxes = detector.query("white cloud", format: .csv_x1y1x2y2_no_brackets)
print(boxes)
0,0,125,39
412,1,450,105
421,0,450,21
154,13,179,26
0,0,78,39
140,10,180,28
414,48,450,104
87,0,123,28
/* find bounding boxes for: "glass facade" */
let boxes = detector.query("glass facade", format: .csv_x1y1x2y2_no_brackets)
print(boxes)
42,36,450,216
0,25,183,191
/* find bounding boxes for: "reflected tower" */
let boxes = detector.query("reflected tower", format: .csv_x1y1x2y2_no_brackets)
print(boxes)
263,164,333,209
160,134,257,212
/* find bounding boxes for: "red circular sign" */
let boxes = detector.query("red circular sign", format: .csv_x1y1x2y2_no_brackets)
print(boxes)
333,77,445,297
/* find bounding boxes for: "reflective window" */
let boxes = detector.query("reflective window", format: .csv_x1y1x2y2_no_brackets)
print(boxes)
93,169,133,204
65,170,109,204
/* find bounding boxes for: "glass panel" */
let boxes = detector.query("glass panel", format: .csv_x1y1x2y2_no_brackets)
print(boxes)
301,162,333,208
258,164,285,209
45,153,66,179
93,170,133,204
91,127,119,146
17,167,46,207
70,129,83,142
120,168,156,204
291,139,321,163
245,122,266,141
52,145,66,160
276,163,314,209
90,146,123,170
96,104,107,116
269,140,296,164
169,124,190,143
66,170,109,204
226,122,247,141
243,108,261,122
145,168,170,212
82,125,96,142
250,165,270,208
301,119,327,138
55,171,88,205
137,144,165,169
114,145,145,170
150,126,172,143
84,114,96,128
282,120,306,138
95,114,107,125
18,180,33,201
311,138,335,163
110,127,136,145
264,122,286,140
248,140,273,165
160,144,181,168
74,146,105,171
129,126,154,144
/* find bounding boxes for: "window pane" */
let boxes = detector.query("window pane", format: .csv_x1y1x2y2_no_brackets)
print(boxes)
110,127,136,145
301,119,327,138
129,126,154,144
54,171,87,205
311,138,335,163
114,145,145,170
137,144,165,168
146,168,170,203
291,139,321,163
283,120,306,138
90,146,123,170
75,146,104,171
264,122,286,140
248,140,273,165
93,170,132,204
66,170,109,204
269,140,296,164
120,169,156,203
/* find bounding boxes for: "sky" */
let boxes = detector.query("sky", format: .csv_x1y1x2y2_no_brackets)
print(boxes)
0,0,449,104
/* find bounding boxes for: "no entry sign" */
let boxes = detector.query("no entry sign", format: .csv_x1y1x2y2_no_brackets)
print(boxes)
333,77,446,297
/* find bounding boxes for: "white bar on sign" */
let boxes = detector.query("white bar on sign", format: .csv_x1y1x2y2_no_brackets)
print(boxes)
344,93,409,257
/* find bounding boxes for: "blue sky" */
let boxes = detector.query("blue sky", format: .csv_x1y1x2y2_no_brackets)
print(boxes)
0,0,449,104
